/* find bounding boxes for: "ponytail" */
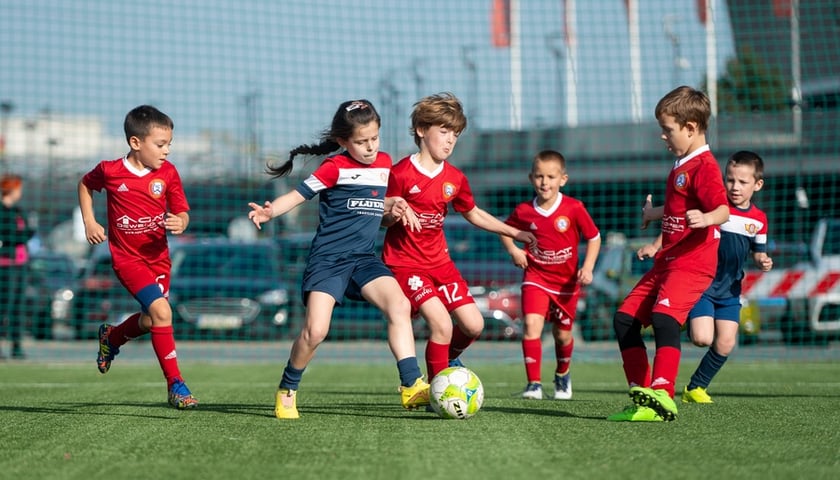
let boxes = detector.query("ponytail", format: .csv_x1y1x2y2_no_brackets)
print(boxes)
265,140,340,178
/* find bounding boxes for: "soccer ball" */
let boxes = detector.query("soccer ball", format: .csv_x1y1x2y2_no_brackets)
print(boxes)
429,366,484,419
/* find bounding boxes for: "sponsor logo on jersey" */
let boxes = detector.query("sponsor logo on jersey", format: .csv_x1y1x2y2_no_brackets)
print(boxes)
149,179,166,198
442,182,457,200
117,183,129,192
674,171,689,191
115,212,166,234
407,275,424,291
347,198,385,213
554,216,570,233
529,222,538,230
409,185,421,194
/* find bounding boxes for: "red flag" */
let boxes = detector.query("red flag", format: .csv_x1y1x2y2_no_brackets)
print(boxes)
491,0,510,48
772,0,791,18
696,0,707,24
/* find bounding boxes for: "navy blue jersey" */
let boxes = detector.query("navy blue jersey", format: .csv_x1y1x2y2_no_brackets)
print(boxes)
706,202,768,299
296,152,391,261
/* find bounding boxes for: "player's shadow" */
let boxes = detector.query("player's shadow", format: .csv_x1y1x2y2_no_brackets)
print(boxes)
0,402,180,419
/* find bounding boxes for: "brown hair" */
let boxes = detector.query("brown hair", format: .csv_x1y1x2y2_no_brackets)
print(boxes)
410,92,467,147
727,150,765,181
532,150,566,173
654,86,711,132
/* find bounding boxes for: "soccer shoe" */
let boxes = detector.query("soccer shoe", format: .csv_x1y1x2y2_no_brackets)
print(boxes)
682,385,714,404
168,380,199,410
629,386,678,421
521,382,543,400
399,377,431,409
448,357,465,368
606,405,664,422
553,372,572,400
275,388,300,419
96,324,120,374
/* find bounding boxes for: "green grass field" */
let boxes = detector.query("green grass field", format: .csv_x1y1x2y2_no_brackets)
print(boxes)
1,359,838,480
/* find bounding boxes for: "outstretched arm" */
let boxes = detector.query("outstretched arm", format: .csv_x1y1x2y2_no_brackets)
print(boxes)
247,190,307,230
461,206,536,245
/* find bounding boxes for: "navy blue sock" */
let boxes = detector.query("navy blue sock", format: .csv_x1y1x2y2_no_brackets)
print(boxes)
688,348,728,390
279,361,305,391
397,357,423,387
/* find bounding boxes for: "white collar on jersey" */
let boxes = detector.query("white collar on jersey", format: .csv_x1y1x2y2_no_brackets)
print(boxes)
673,144,710,169
533,192,563,217
409,153,444,179
122,155,152,177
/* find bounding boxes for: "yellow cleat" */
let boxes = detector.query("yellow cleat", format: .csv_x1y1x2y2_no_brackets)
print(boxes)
275,388,300,419
399,378,430,410
682,386,714,404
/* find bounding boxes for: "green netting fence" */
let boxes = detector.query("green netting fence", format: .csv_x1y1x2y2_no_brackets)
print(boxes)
1,0,838,363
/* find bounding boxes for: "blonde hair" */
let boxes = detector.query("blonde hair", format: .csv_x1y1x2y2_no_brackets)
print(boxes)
532,150,566,173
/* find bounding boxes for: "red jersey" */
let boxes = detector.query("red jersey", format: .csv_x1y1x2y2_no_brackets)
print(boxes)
82,157,189,267
657,146,727,274
505,194,600,294
382,154,476,269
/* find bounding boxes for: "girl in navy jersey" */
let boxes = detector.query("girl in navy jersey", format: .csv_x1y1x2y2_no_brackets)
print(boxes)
248,99,429,419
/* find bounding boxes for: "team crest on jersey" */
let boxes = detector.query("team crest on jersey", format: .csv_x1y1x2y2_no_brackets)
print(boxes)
554,216,570,233
674,171,689,191
442,182,457,200
744,223,757,234
148,179,166,198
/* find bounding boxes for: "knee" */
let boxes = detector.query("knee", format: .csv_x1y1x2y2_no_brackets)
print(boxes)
457,311,484,337
650,313,681,348
384,296,412,324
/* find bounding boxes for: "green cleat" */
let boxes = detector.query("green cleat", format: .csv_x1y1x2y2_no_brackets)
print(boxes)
606,405,663,422
682,385,714,404
629,386,678,421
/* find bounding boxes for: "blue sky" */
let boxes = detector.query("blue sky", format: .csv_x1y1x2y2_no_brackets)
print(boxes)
0,0,733,157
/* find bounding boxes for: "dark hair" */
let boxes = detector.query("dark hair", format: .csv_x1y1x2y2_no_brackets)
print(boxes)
410,92,467,147
727,150,765,181
266,99,381,178
654,86,711,132
124,105,173,142
532,149,566,173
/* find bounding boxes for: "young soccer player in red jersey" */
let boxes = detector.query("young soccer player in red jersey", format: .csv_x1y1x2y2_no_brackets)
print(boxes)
79,105,198,409
381,92,535,381
607,86,729,422
500,150,601,400
248,99,429,419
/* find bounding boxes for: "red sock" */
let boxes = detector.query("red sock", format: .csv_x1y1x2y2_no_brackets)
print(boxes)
620,346,651,388
448,325,476,361
108,313,146,347
150,325,182,387
522,338,542,383
650,346,681,397
426,341,450,379
555,338,573,376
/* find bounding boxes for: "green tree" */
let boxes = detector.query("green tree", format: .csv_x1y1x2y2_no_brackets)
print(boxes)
708,46,790,112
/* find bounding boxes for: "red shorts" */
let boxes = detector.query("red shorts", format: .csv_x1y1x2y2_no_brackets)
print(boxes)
389,262,474,316
112,258,171,310
617,266,713,326
521,283,579,331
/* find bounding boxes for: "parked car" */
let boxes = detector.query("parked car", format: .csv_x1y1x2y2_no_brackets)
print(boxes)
52,243,136,339
22,250,79,339
168,238,291,340
55,238,292,340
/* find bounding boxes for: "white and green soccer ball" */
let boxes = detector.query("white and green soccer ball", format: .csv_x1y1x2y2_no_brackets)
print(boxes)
429,366,484,419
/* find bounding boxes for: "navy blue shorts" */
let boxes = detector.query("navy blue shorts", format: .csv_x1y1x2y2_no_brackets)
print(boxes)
301,254,393,305
688,293,742,322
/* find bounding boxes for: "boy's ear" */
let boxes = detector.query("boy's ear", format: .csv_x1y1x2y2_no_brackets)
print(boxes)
685,121,699,136
128,135,141,150
754,178,764,191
